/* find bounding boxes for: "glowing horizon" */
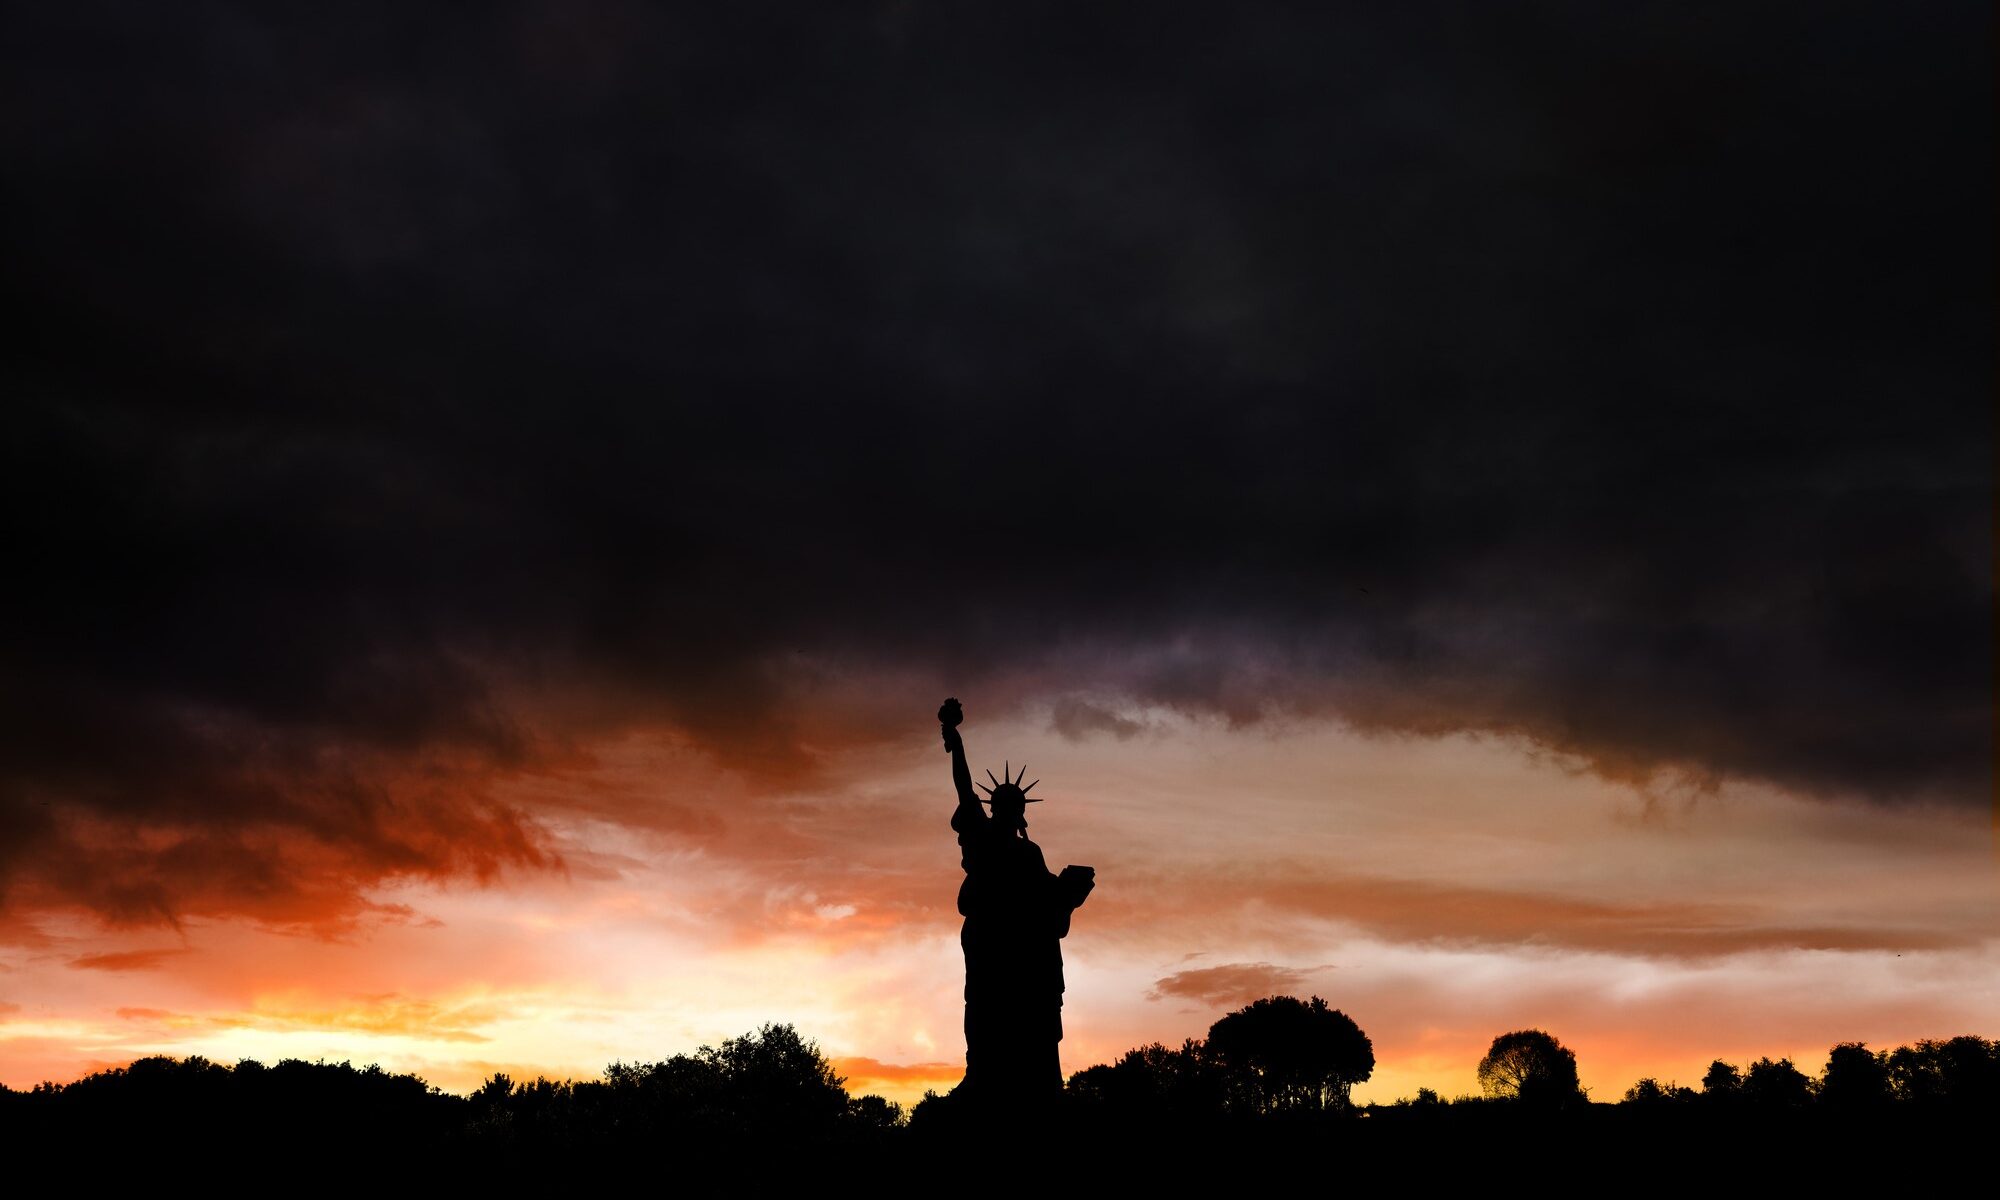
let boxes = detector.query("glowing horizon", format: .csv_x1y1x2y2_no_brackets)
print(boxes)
6,707,1992,1111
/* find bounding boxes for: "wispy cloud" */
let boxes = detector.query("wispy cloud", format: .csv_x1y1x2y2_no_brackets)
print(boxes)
67,949,189,972
1149,961,1323,1007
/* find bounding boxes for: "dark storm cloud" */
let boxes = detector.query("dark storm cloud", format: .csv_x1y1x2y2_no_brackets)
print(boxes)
1,3,1988,919
1049,699,1145,742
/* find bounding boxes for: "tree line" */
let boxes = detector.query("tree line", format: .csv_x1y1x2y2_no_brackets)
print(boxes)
1049,1000,2000,1122
4,998,1994,1154
0,1023,901,1155
1621,1036,2000,1111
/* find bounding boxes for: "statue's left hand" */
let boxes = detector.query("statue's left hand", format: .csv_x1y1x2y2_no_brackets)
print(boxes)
939,698,964,752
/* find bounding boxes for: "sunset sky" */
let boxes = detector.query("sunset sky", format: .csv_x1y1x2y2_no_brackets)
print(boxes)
2,3,1991,1110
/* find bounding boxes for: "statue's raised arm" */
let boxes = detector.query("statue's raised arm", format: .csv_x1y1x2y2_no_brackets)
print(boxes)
939,697,981,820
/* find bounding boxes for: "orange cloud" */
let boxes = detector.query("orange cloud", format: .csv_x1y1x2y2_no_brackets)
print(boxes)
1149,962,1320,1007
6,741,562,936
830,1056,964,1103
110,994,509,1044
68,949,189,972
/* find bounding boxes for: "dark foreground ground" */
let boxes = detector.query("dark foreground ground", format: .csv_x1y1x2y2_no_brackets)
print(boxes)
10,1101,1975,1192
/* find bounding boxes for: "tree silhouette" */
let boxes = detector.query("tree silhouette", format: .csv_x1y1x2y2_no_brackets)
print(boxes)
1204,995,1375,1112
1066,1040,1227,1119
907,1088,951,1131
1622,1077,1694,1106
1741,1057,1813,1108
700,1021,851,1129
18,1054,463,1154
465,1022,859,1148
1700,1059,1742,1100
1476,1030,1582,1106
1885,1036,2000,1106
847,1094,904,1127
1819,1043,1891,1109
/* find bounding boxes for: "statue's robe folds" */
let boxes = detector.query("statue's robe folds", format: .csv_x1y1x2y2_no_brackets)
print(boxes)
952,798,1092,1103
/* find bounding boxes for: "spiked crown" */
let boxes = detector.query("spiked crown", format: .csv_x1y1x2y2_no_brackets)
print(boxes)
976,761,1041,807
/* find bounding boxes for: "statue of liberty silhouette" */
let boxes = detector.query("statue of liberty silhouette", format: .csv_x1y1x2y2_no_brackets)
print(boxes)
938,697,1094,1111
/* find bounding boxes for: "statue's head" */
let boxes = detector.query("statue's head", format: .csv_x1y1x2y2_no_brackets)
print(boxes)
977,762,1039,829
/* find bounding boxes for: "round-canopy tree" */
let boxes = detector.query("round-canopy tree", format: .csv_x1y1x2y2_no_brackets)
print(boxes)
1204,995,1375,1112
1477,1029,1582,1106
